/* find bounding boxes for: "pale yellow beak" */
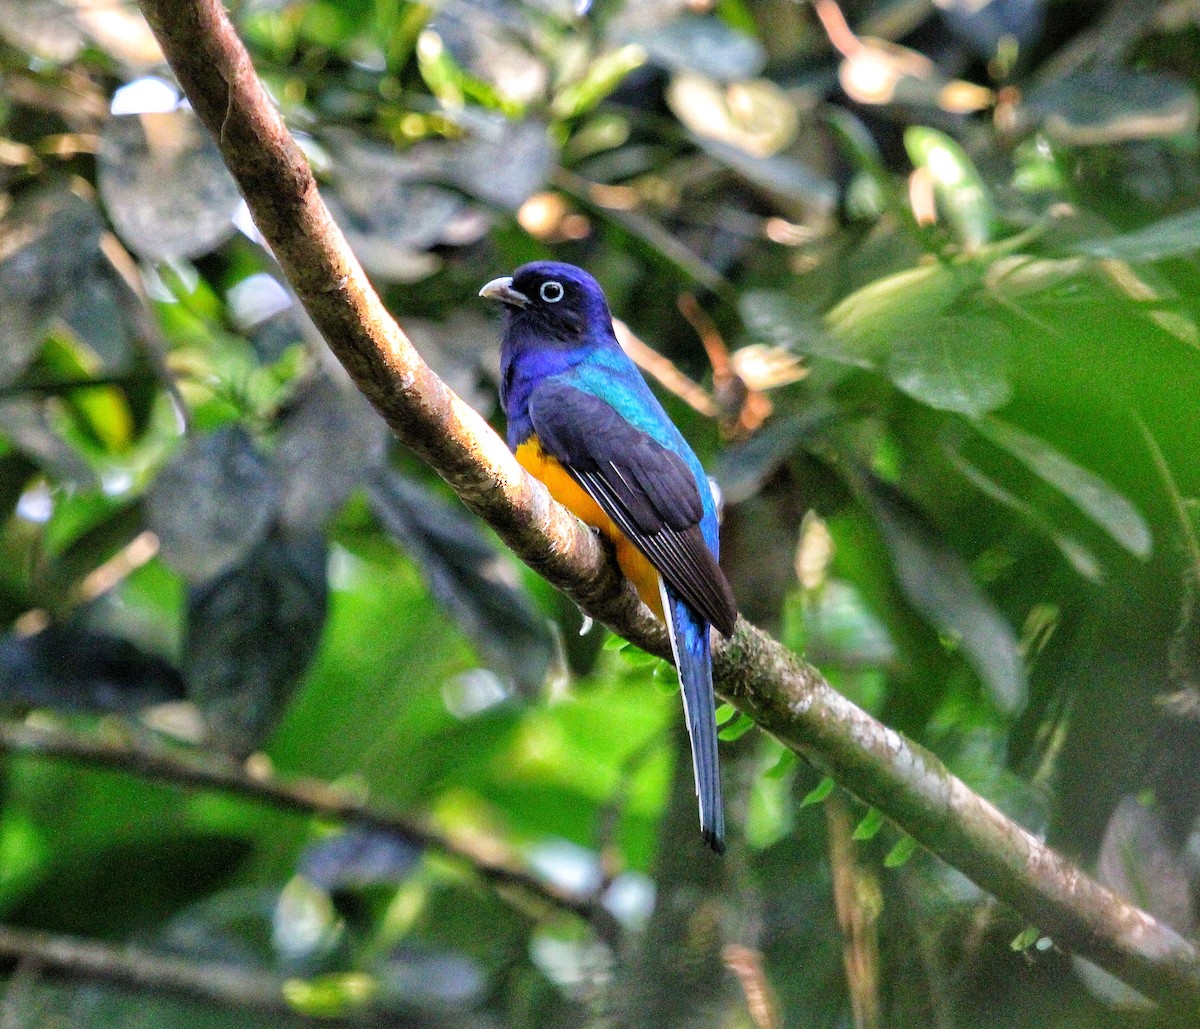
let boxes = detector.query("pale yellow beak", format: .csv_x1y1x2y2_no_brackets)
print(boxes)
479,276,530,309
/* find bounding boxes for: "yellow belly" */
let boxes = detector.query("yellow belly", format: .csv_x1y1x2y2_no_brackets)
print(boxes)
516,436,665,622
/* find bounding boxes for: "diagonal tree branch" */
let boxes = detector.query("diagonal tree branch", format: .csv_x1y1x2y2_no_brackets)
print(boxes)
136,0,1200,1012
0,720,619,941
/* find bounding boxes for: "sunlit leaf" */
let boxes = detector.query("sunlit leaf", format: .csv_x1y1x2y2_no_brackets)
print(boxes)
186,526,329,756
799,775,834,807
974,417,1152,558
863,476,1027,712
904,126,996,247
667,73,796,159
884,834,918,867
718,712,755,741
886,315,1011,416
765,747,798,779
367,469,554,695
552,44,647,119
825,262,978,361
284,971,379,1018
851,806,884,841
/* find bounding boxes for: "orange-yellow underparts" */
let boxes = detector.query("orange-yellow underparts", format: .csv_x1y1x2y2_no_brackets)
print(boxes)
517,436,665,622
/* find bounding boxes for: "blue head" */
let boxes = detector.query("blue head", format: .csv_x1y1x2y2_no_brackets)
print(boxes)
481,261,620,441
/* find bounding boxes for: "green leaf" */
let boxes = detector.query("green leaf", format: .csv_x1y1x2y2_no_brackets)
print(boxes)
284,972,379,1018
945,446,1102,581
552,44,647,119
619,646,659,669
714,702,737,725
186,526,329,756
718,712,756,741
974,418,1152,558
1076,207,1200,263
884,835,919,867
1024,68,1198,147
368,470,555,695
852,807,885,841
1010,926,1040,952
904,126,996,247
740,289,870,367
147,425,280,584
765,747,798,779
824,262,978,359
862,476,1028,713
799,775,835,808
603,633,631,652
886,316,1012,416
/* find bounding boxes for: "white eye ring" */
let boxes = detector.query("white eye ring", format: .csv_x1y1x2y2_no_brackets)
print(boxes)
540,280,565,303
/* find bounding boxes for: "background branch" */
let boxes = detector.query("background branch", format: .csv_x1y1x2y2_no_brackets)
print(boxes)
0,721,619,942
135,0,1200,1012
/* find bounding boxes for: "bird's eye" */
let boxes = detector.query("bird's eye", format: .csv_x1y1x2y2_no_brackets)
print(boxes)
540,280,565,303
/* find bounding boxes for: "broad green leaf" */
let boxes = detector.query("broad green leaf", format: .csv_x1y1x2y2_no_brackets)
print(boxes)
887,315,1012,416
765,747,798,779
974,418,1152,558
905,126,996,247
186,526,329,756
825,262,978,359
1075,207,1200,263
863,476,1028,712
1011,926,1040,951
368,469,555,695
945,446,1102,581
147,425,279,584
740,289,872,368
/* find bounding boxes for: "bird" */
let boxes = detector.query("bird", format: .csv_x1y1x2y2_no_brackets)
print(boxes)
480,261,738,852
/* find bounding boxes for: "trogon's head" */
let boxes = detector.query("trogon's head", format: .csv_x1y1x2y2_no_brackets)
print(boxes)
479,261,615,350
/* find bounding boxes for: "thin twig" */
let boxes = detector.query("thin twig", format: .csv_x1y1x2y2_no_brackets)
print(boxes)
826,792,882,1029
0,720,620,943
612,319,718,417
134,0,1200,1012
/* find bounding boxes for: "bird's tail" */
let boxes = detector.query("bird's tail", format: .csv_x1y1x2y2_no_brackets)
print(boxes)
661,581,725,853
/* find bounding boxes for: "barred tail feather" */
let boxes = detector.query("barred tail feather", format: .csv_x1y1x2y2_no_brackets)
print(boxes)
660,580,725,853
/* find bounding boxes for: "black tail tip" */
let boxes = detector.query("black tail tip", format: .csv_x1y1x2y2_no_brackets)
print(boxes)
702,826,726,855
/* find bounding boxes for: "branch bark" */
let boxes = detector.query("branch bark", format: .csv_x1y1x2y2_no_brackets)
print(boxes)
0,721,619,942
135,0,1200,1012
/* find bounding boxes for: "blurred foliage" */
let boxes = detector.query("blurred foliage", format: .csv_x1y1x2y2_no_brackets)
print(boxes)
0,0,1199,1025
